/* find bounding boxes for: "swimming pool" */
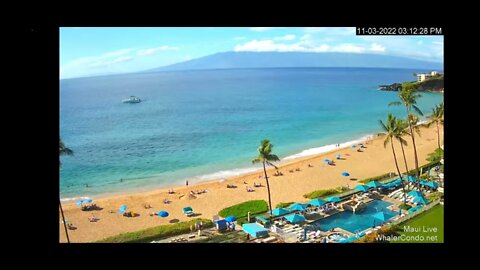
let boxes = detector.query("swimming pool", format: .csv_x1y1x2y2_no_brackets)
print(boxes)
313,200,398,234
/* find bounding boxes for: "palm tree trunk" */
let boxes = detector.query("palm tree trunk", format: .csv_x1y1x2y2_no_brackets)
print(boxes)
406,107,420,191
59,199,70,243
399,141,409,176
262,162,273,221
436,121,440,149
391,140,407,206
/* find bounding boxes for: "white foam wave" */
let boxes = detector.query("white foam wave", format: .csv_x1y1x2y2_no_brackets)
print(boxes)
283,135,373,161
191,167,261,182
60,196,92,202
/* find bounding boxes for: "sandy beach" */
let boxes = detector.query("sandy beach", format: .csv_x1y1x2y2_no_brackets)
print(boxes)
59,124,442,242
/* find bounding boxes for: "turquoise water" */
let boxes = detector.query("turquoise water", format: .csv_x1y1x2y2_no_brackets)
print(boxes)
314,200,398,233
60,68,443,200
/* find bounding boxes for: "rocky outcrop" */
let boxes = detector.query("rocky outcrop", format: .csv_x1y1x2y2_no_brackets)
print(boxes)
378,83,402,91
379,75,444,92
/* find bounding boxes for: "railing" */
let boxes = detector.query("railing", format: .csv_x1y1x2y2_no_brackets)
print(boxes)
271,225,298,243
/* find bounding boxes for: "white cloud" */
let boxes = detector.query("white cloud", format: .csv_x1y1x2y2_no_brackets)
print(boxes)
234,39,385,54
333,44,365,53
137,46,179,56
249,27,280,32
359,36,443,61
60,48,135,78
370,43,386,52
101,48,135,58
274,34,296,41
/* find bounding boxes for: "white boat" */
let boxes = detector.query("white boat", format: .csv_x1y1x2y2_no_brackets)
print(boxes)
122,96,142,103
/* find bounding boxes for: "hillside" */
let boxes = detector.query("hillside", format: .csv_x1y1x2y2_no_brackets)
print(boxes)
145,52,444,72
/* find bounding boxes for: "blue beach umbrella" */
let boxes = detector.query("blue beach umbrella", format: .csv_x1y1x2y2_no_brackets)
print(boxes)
326,196,341,203
407,175,418,183
158,211,169,217
372,211,390,222
342,172,350,177
413,196,429,205
351,145,356,148
366,181,382,188
289,203,307,211
323,159,330,163
225,216,237,222
118,205,127,214
359,143,364,147
272,208,291,216
424,181,439,189
308,198,327,207
76,200,84,206
407,190,423,198
354,185,369,192
84,199,93,204
284,213,306,223
336,154,341,159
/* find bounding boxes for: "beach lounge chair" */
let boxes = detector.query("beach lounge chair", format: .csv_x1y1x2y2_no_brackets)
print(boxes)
183,206,194,217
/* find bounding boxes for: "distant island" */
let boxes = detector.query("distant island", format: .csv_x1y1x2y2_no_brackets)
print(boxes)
143,52,443,73
379,71,444,92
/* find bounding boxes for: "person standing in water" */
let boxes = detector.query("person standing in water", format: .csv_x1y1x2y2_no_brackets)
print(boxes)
186,180,189,186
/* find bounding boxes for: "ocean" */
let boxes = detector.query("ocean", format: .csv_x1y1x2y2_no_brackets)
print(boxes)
60,67,443,200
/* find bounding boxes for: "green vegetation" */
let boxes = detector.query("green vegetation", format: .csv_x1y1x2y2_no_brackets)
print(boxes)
389,84,423,178
218,200,268,219
303,188,339,199
252,139,280,216
354,225,399,243
392,205,444,243
426,102,444,149
399,203,412,210
275,202,294,208
97,218,213,243
359,172,394,184
379,113,408,205
406,161,440,177
427,191,443,202
427,148,444,163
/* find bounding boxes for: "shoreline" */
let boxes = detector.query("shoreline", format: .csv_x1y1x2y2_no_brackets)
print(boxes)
60,133,376,204
60,123,442,242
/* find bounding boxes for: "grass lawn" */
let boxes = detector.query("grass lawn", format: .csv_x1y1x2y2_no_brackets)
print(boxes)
392,205,444,243
97,218,213,243
218,200,268,218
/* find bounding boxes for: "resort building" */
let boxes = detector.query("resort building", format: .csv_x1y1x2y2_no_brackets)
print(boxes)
417,71,440,82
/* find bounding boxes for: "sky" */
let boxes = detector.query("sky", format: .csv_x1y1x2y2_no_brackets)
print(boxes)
60,27,444,79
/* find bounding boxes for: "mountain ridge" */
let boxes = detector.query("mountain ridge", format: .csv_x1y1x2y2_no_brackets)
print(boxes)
145,52,443,73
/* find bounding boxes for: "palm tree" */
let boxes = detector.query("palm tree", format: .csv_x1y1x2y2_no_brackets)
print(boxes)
252,139,280,219
394,119,410,175
60,138,73,243
380,114,407,205
427,102,444,149
389,84,423,178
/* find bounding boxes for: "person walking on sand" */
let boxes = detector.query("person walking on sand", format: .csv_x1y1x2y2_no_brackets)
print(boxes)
186,180,189,186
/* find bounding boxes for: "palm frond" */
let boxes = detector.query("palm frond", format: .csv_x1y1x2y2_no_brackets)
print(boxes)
266,154,280,162
388,101,402,107
266,161,279,169
398,136,408,146
412,105,423,116
383,136,390,148
379,120,388,132
252,157,263,164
